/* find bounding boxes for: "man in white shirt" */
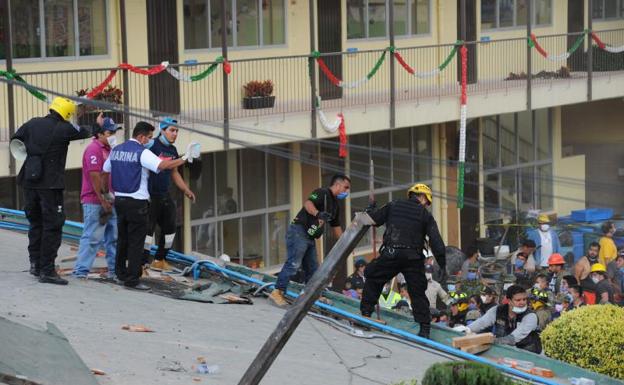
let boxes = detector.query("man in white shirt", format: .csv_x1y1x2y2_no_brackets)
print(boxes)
103,122,197,290
527,214,561,270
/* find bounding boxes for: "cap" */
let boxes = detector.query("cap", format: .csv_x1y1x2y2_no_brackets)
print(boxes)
159,117,178,130
101,117,120,132
354,258,367,268
481,286,495,295
537,214,550,224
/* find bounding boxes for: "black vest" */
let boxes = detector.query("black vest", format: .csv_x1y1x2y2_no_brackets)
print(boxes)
381,199,430,250
492,304,542,353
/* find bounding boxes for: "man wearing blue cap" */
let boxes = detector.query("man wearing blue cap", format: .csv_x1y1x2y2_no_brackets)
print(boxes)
73,117,121,279
144,117,196,272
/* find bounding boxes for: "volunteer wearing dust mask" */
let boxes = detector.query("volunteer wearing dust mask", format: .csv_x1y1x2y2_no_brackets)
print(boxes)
527,214,561,270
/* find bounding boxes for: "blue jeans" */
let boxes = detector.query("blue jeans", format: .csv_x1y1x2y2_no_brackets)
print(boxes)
73,203,117,277
275,224,319,291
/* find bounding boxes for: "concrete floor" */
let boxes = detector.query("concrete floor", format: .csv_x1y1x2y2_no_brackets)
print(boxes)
0,229,449,385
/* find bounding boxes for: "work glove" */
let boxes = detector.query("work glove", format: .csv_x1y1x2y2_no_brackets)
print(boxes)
365,201,377,213
182,142,201,163
317,211,332,222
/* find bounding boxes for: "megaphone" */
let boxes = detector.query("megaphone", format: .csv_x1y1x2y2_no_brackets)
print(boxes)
9,139,27,161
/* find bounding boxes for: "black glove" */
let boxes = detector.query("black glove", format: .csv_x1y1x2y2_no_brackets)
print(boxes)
317,211,332,222
365,201,377,213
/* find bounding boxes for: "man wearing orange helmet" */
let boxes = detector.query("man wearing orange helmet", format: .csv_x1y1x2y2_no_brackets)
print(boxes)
546,253,566,295
361,183,446,339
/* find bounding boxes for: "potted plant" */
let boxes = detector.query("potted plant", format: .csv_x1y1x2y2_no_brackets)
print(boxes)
75,85,124,125
242,80,275,109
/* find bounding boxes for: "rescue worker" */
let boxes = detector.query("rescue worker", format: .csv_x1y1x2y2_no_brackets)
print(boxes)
348,258,367,291
467,285,542,353
144,117,196,272
546,253,566,295
527,214,561,270
378,281,402,309
103,122,199,290
479,286,497,313
590,263,614,304
360,183,446,339
529,287,552,331
448,291,469,328
12,97,102,285
269,174,351,307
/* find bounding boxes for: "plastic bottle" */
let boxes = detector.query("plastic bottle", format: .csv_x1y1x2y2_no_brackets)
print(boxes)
196,364,220,374
570,378,595,385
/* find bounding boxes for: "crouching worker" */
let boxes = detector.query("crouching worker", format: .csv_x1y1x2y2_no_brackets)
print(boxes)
466,285,541,353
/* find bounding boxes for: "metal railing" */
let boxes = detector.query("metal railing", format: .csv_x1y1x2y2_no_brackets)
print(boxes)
2,29,624,144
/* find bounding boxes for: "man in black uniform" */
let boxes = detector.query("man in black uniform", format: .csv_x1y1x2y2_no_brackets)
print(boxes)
11,97,101,285
361,183,446,339
144,117,196,272
268,174,351,307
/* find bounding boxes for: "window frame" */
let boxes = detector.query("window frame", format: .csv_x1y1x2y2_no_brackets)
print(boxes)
0,0,110,63
183,0,288,52
592,0,624,20
480,0,553,31
347,0,432,41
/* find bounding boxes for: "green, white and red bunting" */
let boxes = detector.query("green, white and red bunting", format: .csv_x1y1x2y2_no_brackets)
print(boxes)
393,41,461,78
0,69,50,102
591,32,624,54
314,96,347,158
529,32,586,61
313,50,387,89
457,45,468,210
166,56,231,82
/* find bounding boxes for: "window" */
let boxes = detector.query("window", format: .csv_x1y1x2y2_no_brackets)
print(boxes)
347,0,430,39
0,0,107,60
482,109,553,222
183,0,285,50
481,0,552,30
593,0,624,19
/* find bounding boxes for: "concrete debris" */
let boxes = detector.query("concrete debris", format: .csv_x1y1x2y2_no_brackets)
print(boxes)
121,324,154,332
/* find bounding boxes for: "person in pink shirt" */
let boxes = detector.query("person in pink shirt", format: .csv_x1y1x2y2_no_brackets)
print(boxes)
73,118,122,279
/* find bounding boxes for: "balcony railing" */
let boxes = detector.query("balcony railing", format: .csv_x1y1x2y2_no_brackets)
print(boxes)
2,29,624,143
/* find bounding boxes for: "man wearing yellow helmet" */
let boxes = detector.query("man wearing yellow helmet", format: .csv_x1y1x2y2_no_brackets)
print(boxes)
527,214,561,270
590,263,614,304
360,183,446,339
11,97,103,285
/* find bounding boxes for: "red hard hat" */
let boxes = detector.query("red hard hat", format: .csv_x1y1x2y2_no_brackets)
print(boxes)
548,253,565,266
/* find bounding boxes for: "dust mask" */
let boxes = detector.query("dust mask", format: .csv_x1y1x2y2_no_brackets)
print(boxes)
512,305,528,314
106,135,117,148
540,224,550,232
425,273,432,281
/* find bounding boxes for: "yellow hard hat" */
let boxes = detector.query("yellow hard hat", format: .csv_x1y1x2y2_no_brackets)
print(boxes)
590,263,606,273
49,97,77,121
537,214,550,224
407,183,432,204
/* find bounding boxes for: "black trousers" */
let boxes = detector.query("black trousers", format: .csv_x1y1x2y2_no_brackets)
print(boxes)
115,197,149,287
148,195,177,261
361,247,431,324
23,188,65,275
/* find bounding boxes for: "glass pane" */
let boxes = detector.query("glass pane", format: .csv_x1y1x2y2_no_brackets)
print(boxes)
349,133,370,192
11,0,41,58
411,0,429,34
534,0,552,25
537,165,553,210
413,126,432,181
484,173,500,222
242,215,265,268
371,131,391,189
501,170,517,215
77,0,107,55
519,167,535,212
262,0,285,45
368,0,387,38
481,0,497,29
237,0,259,46
394,0,408,36
535,109,551,160
215,151,240,215
45,0,75,57
210,0,233,47
193,223,216,256
500,113,516,167
190,153,215,220
517,110,534,163
393,127,411,185
592,0,604,19
184,0,209,49
267,147,290,207
499,0,514,27
605,0,618,18
268,211,289,266
482,117,498,169
515,0,528,26
241,148,266,211
347,0,366,39
219,219,240,261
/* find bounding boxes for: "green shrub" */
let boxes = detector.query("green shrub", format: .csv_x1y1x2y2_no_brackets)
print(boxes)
541,304,624,379
422,361,515,385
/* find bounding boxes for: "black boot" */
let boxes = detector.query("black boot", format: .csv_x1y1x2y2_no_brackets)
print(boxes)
418,322,431,339
39,272,68,285
29,263,40,277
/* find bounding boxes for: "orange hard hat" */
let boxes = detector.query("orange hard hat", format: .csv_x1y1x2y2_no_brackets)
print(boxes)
548,253,565,266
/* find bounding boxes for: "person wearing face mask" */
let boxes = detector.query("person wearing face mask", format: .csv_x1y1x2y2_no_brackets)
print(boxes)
466,285,541,353
465,295,483,325
599,222,618,267
460,246,480,281
566,285,585,310
425,264,451,309
509,239,537,274
11,98,103,285
546,253,566,294
361,183,446,339
574,242,600,300
479,286,497,313
448,291,469,327
269,174,351,307
103,122,198,290
606,253,624,304
73,117,122,279
143,117,196,272
590,263,614,304
529,288,552,331
527,214,561,271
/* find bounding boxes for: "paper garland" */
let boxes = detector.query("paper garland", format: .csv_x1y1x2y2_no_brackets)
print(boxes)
591,32,624,54
529,32,586,62
393,41,461,78
457,45,468,210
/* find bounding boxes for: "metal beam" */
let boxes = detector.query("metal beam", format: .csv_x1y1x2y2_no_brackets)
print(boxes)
389,0,396,129
3,0,18,209
587,0,593,101
526,0,532,111
221,0,230,150
309,0,317,138
237,212,375,385
119,0,130,140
